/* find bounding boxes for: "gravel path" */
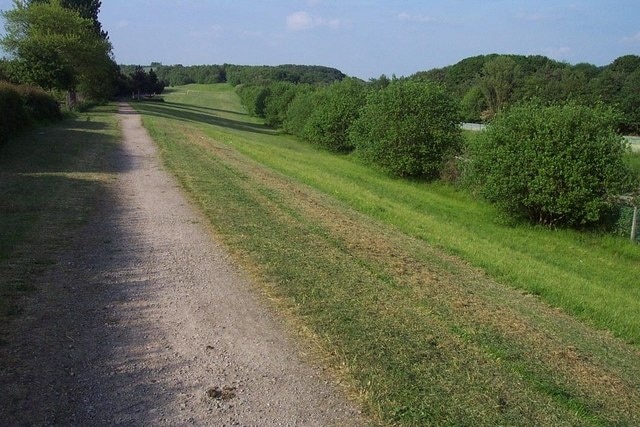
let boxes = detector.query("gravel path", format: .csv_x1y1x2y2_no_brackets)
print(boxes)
0,103,365,426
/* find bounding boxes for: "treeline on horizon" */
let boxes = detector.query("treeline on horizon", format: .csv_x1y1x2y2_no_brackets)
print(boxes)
123,54,640,134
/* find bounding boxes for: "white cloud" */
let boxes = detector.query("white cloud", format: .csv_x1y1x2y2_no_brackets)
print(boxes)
116,20,130,29
622,32,640,43
542,46,572,59
287,11,314,31
397,12,436,23
286,11,341,31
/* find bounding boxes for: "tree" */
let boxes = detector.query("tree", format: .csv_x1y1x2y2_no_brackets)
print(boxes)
1,0,113,103
478,56,522,118
30,0,107,39
468,101,635,227
349,80,462,178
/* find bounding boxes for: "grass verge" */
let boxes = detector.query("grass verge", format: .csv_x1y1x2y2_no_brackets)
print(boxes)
0,105,120,320
134,84,640,425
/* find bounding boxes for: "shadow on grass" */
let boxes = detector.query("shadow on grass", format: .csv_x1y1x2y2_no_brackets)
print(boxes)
134,101,277,136
0,110,125,319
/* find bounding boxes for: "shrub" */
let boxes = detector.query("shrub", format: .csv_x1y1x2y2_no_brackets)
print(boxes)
0,81,29,144
283,85,318,137
302,78,369,152
235,84,269,117
468,101,636,227
349,80,462,178
263,81,298,128
18,85,61,121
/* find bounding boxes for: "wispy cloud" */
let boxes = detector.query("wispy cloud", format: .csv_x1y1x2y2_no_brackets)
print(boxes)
542,46,572,59
622,31,640,43
286,11,341,31
189,25,224,39
397,12,436,23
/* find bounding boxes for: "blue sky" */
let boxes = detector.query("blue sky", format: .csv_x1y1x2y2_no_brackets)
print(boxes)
2,0,640,79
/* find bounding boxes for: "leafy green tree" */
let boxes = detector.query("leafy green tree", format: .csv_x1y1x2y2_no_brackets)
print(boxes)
461,85,486,122
468,101,635,227
349,80,462,178
479,56,522,118
30,0,106,39
1,0,113,102
302,77,368,152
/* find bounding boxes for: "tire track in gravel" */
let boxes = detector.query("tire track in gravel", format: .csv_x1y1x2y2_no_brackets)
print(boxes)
0,103,365,426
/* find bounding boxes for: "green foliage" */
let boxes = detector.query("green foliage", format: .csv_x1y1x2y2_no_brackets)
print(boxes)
301,77,369,152
282,85,318,137
461,85,486,122
30,0,107,39
0,81,61,144
235,84,270,117
263,81,297,127
17,84,62,121
479,56,523,118
468,101,635,227
1,0,114,102
226,64,345,86
350,80,462,178
412,53,640,132
132,64,226,86
0,82,29,144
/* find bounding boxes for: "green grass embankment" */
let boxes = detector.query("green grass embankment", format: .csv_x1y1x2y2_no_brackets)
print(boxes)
134,84,640,425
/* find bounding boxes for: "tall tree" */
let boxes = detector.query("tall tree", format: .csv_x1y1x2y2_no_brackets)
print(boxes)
478,56,522,118
1,0,114,102
29,0,107,39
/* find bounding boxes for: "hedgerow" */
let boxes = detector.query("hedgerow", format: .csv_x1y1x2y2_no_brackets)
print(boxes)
0,81,61,144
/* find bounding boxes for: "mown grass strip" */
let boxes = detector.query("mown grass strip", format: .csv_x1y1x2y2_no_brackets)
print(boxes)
0,105,120,320
135,89,640,425
141,84,640,347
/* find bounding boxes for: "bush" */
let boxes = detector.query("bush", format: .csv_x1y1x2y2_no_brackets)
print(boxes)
0,81,62,144
236,84,269,117
467,101,636,227
302,78,369,152
0,81,29,144
18,85,61,121
283,86,318,137
263,81,297,128
349,80,462,178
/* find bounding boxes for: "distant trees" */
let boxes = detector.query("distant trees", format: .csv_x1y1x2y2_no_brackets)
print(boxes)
226,64,345,86
128,66,165,97
413,53,640,132
468,102,635,227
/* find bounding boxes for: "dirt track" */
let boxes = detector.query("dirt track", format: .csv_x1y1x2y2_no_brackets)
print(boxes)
0,104,364,426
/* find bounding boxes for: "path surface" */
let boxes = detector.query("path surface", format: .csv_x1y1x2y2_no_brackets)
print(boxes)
0,104,365,426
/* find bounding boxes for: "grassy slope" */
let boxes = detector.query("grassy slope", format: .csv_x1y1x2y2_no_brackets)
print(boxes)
0,106,120,320
134,85,640,425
